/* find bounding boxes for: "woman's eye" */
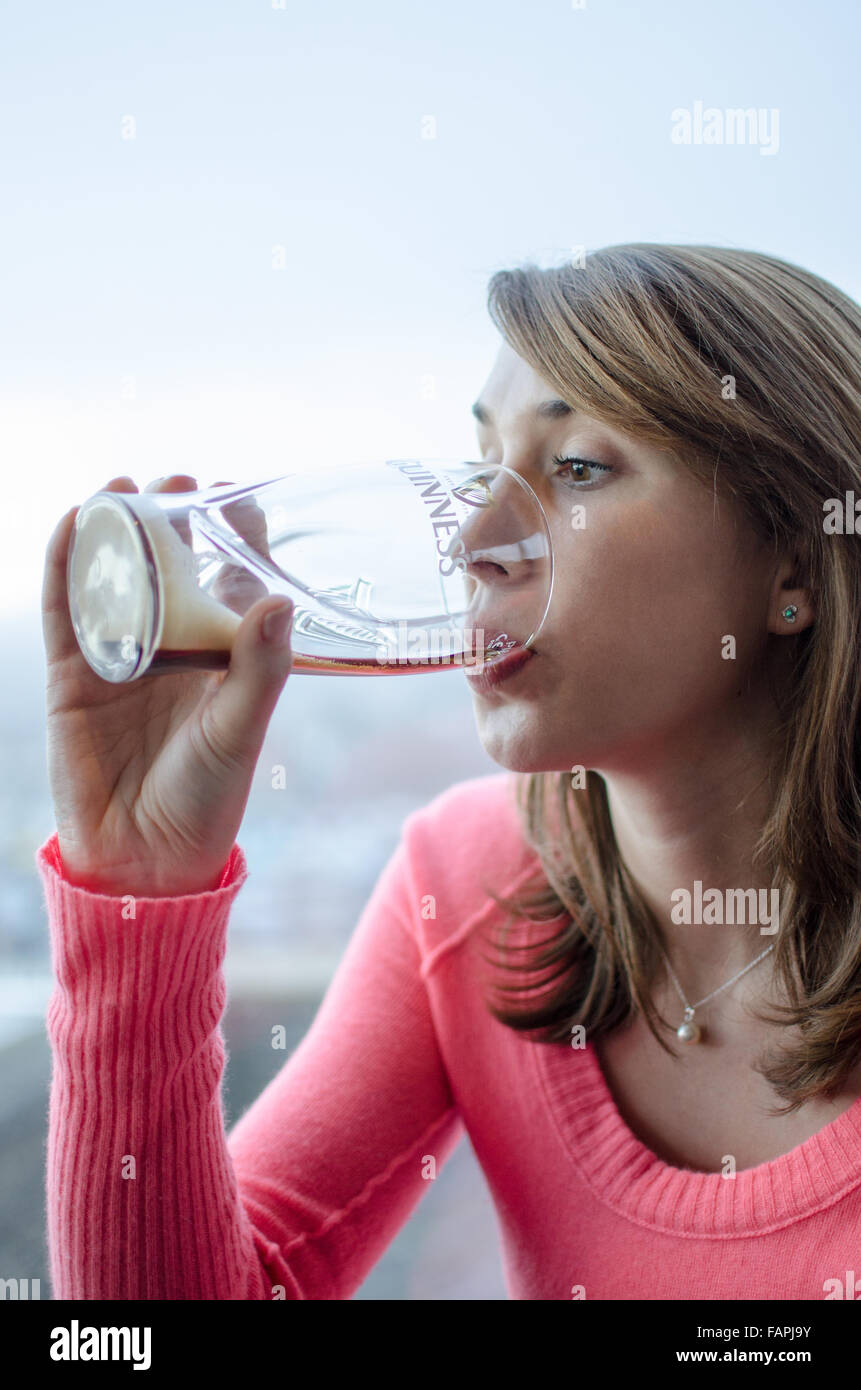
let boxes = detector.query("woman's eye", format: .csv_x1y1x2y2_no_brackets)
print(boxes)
551,454,613,489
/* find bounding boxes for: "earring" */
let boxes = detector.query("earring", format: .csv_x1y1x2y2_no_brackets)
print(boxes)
782,604,798,623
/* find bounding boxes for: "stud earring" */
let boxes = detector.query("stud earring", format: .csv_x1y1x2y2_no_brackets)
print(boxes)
782,604,798,623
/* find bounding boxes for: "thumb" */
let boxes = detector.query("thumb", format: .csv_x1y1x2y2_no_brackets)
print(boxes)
200,596,294,768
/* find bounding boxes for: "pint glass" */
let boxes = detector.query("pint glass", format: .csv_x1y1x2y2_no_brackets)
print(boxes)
66,459,554,682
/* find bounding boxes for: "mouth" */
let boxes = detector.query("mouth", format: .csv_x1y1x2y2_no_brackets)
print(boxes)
464,630,536,694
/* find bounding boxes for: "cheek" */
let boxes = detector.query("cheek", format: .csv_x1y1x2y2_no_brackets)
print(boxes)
468,490,776,774
548,504,765,696
565,495,754,616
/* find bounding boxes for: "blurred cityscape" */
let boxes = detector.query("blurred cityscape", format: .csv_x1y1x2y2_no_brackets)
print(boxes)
0,611,507,1298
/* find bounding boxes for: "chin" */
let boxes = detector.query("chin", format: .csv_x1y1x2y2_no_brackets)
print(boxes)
472,705,575,774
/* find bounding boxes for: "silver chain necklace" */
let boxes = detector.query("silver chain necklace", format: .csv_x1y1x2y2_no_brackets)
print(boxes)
656,940,776,1043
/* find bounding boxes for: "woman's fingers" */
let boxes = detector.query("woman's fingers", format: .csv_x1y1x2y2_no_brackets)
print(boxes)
197,594,294,774
211,567,269,615
102,476,139,492
143,475,198,547
143,475,197,493
42,507,82,664
210,480,273,560
206,479,273,611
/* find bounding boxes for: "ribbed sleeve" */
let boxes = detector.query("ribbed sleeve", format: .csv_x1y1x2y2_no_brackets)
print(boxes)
36,825,462,1300
37,834,271,1298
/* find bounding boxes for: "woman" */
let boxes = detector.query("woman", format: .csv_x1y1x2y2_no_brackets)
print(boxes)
37,243,861,1300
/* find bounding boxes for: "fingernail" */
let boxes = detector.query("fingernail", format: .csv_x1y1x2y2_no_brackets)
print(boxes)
262,602,293,644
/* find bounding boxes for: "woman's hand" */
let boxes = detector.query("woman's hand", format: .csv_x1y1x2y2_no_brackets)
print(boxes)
42,475,295,897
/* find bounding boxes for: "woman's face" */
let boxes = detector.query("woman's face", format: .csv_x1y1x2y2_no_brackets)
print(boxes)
466,341,786,775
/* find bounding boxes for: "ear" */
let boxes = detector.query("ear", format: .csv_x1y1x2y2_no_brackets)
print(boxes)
766,554,815,636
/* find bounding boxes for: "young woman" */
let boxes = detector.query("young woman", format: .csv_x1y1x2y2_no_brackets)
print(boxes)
38,243,861,1300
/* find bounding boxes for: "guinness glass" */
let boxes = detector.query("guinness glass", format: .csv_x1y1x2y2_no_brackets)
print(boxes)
66,460,554,682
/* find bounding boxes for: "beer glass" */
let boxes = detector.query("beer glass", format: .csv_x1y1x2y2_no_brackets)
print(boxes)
66,459,554,682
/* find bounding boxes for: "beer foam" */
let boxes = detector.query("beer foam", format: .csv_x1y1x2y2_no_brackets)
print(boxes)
130,494,243,652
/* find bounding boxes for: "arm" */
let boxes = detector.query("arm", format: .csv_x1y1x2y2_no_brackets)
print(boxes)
37,826,462,1300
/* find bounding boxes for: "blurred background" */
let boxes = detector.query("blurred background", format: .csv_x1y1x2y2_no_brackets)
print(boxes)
1,0,859,1298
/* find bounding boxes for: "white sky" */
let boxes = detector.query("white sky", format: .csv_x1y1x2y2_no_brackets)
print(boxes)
2,0,859,616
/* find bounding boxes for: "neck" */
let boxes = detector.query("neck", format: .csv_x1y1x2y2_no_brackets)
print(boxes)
597,695,783,1002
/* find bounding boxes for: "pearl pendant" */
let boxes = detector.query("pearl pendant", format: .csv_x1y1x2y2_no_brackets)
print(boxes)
676,1009,701,1043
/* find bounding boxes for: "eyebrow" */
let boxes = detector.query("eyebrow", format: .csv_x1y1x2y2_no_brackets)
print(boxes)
471,398,573,425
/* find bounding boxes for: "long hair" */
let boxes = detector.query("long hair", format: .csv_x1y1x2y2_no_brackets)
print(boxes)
478,243,861,1112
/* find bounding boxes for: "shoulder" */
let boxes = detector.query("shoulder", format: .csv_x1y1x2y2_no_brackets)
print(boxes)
397,773,544,948
402,772,534,873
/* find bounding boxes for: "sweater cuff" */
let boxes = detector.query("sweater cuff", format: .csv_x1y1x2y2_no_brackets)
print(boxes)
34,832,249,1007
36,831,246,896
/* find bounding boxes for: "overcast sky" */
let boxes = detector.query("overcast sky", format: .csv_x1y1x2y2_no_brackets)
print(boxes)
2,0,859,616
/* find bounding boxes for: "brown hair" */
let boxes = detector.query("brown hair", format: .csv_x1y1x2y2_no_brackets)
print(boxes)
478,243,861,1112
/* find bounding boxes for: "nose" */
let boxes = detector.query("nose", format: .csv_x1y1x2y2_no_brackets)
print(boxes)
452,466,552,648
458,468,544,587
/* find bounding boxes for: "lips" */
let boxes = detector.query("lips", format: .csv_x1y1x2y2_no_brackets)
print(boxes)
484,631,519,660
462,626,518,663
464,630,536,693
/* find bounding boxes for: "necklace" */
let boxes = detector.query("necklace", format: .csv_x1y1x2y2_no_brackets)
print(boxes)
656,940,776,1043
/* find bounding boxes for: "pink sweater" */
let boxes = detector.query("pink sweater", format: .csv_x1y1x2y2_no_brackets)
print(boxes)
36,772,861,1300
